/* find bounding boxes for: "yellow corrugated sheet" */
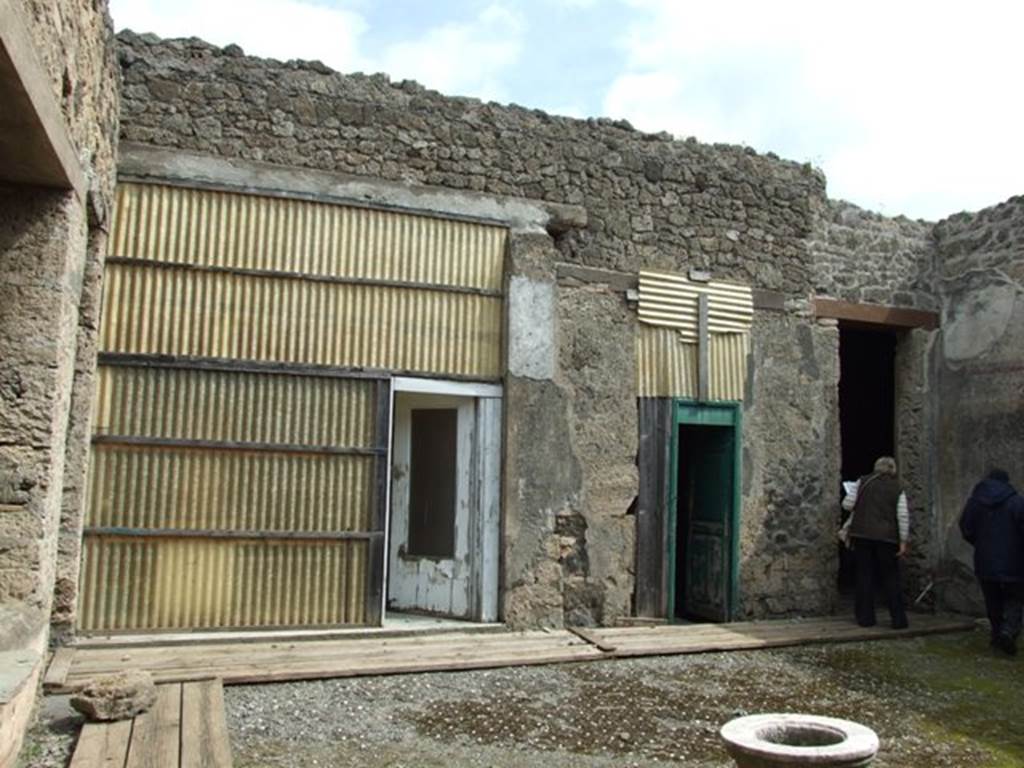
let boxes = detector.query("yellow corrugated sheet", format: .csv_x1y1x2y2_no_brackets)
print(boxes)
638,269,753,342
83,181,508,632
79,536,367,631
637,325,749,400
109,182,506,291
87,445,374,533
94,366,376,447
100,262,503,379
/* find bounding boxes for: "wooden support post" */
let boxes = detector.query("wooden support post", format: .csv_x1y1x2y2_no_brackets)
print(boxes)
365,378,391,626
635,398,672,619
697,293,710,402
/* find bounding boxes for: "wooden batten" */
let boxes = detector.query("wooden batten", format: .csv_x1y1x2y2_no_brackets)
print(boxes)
813,297,940,330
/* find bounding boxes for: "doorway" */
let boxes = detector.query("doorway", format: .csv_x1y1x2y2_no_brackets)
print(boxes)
386,378,502,622
837,326,896,592
669,402,741,622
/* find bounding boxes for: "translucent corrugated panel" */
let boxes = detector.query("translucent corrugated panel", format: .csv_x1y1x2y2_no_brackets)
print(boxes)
87,445,374,533
637,269,753,342
79,536,367,631
94,366,376,448
637,325,749,400
108,182,507,291
100,264,503,379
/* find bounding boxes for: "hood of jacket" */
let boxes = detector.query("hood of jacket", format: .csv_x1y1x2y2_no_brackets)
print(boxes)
970,478,1017,507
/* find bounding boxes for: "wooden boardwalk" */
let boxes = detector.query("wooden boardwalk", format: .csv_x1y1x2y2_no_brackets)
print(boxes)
46,614,974,694
68,680,232,768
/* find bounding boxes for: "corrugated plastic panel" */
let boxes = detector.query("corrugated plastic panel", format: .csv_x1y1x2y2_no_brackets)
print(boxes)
637,325,697,398
86,445,374,532
109,182,507,291
94,366,375,447
709,332,749,401
637,325,749,401
79,536,366,631
638,270,753,342
100,263,502,378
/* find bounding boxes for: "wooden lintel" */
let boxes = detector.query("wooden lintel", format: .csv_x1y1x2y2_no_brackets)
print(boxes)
813,298,939,330
0,0,86,199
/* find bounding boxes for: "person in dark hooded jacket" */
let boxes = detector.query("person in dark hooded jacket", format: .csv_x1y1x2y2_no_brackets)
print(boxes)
959,468,1024,656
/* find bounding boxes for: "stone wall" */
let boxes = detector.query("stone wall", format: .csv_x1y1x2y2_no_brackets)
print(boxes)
0,2,118,762
113,30,1018,626
22,0,120,201
117,33,824,295
809,198,941,606
810,198,936,310
1,1,118,620
8,1,121,640
933,196,1024,613
115,32,845,625
739,310,841,616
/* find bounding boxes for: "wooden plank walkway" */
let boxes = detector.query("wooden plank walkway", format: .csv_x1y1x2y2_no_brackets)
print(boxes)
48,630,604,693
68,680,232,768
47,615,974,694
584,613,976,656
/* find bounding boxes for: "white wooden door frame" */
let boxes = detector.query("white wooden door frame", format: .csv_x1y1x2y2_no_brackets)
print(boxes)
385,377,502,622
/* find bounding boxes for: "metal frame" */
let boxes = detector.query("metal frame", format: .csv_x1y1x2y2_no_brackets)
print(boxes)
667,399,742,623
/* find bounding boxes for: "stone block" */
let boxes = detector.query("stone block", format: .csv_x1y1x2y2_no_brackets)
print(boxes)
70,671,158,722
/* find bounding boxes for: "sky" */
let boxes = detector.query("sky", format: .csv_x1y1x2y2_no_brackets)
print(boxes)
108,0,1024,221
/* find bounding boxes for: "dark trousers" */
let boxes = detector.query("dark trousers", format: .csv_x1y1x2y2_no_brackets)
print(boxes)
979,579,1024,645
853,538,907,628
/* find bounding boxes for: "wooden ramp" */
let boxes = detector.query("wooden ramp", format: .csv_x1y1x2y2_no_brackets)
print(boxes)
46,615,974,693
580,613,976,656
69,680,232,768
47,630,604,693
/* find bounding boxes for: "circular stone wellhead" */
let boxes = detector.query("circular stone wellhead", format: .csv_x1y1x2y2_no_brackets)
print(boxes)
720,713,879,767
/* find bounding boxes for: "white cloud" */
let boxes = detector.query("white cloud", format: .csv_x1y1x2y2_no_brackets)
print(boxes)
378,5,526,102
109,0,369,72
604,0,1024,218
111,1,527,105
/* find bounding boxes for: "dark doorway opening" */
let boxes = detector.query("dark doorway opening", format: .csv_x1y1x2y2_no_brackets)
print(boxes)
407,408,458,558
837,326,897,592
673,422,736,622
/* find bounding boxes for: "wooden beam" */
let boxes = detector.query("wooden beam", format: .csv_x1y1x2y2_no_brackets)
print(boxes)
91,434,384,458
0,0,86,198
97,353,499,386
105,256,504,298
635,398,672,619
566,626,617,653
83,527,382,542
181,681,233,768
813,298,939,330
43,647,75,692
68,720,132,768
365,379,391,626
697,293,710,401
125,684,181,768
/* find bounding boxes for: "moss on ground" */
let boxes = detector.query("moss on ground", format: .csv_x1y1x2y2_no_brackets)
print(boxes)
815,631,1024,766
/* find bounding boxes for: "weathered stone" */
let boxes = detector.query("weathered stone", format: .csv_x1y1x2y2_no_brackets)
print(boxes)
933,196,1024,614
71,671,158,722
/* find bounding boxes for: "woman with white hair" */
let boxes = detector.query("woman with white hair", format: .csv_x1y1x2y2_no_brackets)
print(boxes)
841,456,910,629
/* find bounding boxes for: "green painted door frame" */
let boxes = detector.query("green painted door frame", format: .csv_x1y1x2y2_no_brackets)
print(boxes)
667,400,742,622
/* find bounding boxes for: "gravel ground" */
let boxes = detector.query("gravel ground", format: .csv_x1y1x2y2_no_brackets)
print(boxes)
18,627,1024,767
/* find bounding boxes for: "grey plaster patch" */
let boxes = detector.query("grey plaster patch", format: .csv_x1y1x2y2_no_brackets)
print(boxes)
941,279,1018,363
508,276,555,381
